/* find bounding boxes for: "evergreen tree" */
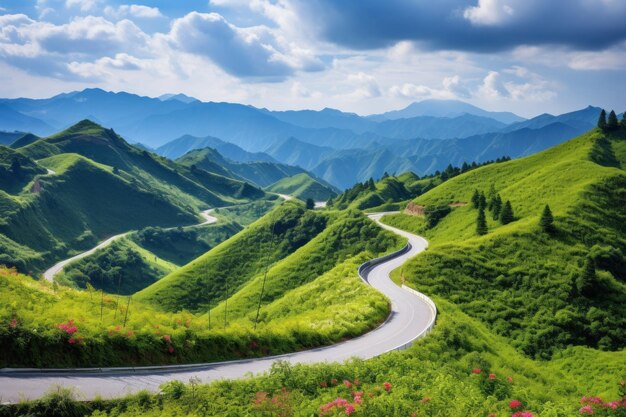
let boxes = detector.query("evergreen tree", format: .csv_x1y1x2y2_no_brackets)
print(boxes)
607,110,619,130
10,158,21,176
621,112,626,128
500,200,514,224
476,208,488,236
471,189,480,208
597,109,607,130
492,194,502,220
305,198,315,210
461,162,469,172
576,257,596,297
539,204,555,234
479,192,487,210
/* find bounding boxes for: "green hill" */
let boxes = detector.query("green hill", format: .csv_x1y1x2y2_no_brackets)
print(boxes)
383,128,626,358
0,120,268,274
176,146,306,187
265,172,338,201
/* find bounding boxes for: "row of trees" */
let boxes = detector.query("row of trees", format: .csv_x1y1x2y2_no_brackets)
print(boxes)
472,187,514,235
597,109,626,131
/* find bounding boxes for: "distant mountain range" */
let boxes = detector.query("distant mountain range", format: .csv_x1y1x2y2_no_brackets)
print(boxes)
0,89,605,189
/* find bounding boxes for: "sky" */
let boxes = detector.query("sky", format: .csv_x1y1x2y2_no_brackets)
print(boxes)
0,0,625,118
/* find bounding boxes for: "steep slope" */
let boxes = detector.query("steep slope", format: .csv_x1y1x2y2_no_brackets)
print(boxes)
383,128,626,358
0,120,267,274
176,147,306,187
265,173,338,201
0,131,27,146
155,134,277,162
135,202,329,311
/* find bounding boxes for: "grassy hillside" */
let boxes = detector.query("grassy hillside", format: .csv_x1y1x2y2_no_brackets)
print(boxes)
382,128,626,358
0,200,401,367
176,146,306,187
135,202,329,311
265,172,338,201
0,120,269,274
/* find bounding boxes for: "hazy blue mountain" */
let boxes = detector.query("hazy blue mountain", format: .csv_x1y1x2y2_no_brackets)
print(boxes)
501,105,601,133
264,107,377,133
158,93,199,104
371,113,506,140
372,99,525,124
0,131,28,146
264,137,335,171
156,134,277,162
0,104,55,136
176,146,306,188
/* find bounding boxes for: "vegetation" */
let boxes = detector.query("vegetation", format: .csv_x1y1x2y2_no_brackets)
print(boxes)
382,128,626,359
4,299,625,416
328,158,511,211
0,120,270,275
266,173,338,201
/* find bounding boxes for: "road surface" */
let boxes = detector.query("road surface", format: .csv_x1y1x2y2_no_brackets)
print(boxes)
42,209,218,282
1,212,435,403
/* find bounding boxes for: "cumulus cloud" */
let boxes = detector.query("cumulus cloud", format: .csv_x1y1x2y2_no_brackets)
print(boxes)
478,68,555,101
463,0,516,25
168,12,323,81
390,75,470,100
104,5,163,20
291,0,626,52
346,72,381,99
0,13,150,80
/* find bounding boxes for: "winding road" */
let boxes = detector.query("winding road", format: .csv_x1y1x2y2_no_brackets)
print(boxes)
42,209,217,283
0,212,435,403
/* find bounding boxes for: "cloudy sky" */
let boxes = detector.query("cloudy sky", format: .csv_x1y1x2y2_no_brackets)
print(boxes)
0,0,625,117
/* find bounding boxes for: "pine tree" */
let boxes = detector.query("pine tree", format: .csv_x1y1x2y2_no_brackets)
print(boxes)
479,192,487,210
500,200,514,224
576,257,596,297
305,198,315,210
539,204,555,234
471,189,480,208
476,208,488,235
492,194,502,220
607,110,619,130
621,112,626,128
597,109,607,130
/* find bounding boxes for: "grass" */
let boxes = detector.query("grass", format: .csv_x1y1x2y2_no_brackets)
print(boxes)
265,172,338,201
5,298,624,416
0,120,270,275
381,128,626,358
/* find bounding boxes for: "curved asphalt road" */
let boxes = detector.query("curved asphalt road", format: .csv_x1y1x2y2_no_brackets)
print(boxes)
42,209,217,283
0,212,434,403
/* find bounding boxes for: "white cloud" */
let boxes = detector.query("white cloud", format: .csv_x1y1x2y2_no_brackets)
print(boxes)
389,75,470,100
104,5,163,20
65,0,101,13
463,0,516,26
168,12,323,81
346,72,381,99
478,69,555,101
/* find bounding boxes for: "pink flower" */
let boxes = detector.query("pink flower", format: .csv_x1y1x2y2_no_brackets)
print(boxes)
509,400,522,409
354,396,362,404
163,335,171,342
343,380,353,388
489,373,496,380
511,412,534,417
167,345,174,353
383,382,392,392
507,376,514,383
68,338,77,344
345,404,355,415
9,319,17,329
579,405,594,414
331,378,338,385
472,368,481,374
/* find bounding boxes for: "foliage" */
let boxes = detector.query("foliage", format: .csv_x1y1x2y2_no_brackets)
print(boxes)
266,173,338,201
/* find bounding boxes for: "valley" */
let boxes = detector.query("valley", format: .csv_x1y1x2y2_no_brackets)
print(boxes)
0,97,624,416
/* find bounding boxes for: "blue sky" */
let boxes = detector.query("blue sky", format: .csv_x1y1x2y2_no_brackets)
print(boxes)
0,0,624,117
